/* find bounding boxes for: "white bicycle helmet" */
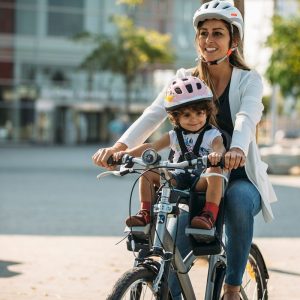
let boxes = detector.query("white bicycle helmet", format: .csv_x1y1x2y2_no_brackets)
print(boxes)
164,76,213,112
193,0,244,40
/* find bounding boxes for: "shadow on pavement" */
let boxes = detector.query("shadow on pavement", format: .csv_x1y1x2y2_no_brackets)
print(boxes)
268,267,300,277
0,260,22,278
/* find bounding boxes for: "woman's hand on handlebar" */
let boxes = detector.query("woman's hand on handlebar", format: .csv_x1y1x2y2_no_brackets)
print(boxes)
92,142,127,169
224,147,246,170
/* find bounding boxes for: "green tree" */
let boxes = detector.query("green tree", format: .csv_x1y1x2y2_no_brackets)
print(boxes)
265,15,300,100
76,14,174,114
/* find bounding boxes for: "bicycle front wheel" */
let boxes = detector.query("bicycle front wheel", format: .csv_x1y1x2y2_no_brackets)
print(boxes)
213,244,268,300
106,266,160,300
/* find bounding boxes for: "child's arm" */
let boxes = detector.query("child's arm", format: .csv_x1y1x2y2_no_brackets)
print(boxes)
113,133,170,161
208,136,226,166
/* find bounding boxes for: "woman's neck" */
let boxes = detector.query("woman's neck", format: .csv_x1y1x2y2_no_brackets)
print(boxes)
208,63,233,97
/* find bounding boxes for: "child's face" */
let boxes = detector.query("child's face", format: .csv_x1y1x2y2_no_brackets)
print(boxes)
178,108,207,132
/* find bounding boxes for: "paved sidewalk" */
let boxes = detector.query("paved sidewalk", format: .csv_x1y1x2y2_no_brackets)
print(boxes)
0,235,300,300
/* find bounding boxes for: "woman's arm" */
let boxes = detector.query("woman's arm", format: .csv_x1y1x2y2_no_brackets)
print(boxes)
231,70,264,155
92,92,168,168
118,88,168,149
226,70,263,170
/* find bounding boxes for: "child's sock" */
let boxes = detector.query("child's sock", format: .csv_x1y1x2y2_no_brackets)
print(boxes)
141,201,151,211
203,202,219,221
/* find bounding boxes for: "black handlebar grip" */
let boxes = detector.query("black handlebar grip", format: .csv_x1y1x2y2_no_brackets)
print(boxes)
107,155,115,166
206,157,225,168
107,155,123,166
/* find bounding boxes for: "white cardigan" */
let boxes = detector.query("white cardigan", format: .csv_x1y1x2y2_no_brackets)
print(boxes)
119,67,277,222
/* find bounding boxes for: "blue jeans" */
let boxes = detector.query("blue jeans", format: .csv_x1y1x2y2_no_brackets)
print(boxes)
224,179,261,285
167,179,261,299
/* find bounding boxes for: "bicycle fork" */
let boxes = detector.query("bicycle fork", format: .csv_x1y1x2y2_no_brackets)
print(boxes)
151,186,174,297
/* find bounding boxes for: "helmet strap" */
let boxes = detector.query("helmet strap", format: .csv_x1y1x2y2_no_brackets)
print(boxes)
196,47,237,65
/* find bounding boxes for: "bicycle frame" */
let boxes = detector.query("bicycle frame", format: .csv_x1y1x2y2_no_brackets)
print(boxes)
126,165,227,300
129,199,226,300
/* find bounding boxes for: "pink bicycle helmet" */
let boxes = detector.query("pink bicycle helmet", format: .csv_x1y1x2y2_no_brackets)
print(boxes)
164,76,213,112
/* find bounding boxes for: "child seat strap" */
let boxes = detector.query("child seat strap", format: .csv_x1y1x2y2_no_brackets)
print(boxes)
174,123,212,162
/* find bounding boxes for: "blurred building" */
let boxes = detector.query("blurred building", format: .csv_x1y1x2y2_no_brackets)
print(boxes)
1,0,298,145
0,0,200,144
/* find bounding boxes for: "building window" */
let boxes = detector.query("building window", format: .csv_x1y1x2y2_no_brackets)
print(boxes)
47,0,84,37
21,64,37,85
16,0,38,36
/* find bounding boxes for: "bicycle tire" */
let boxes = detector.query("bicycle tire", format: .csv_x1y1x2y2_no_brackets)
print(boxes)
213,244,268,300
106,266,172,300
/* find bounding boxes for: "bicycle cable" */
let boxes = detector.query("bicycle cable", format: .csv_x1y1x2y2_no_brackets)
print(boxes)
126,168,161,257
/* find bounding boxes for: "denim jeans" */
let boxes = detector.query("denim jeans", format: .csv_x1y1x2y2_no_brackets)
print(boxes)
224,179,261,285
167,179,261,299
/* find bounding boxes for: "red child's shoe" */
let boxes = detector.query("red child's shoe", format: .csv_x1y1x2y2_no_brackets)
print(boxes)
191,210,215,230
126,209,151,227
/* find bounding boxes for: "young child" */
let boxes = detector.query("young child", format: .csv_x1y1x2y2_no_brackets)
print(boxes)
114,76,225,230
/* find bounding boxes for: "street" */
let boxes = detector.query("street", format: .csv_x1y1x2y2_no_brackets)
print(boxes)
0,145,300,300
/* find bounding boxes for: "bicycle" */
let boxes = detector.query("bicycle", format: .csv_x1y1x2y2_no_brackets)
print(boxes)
97,149,269,299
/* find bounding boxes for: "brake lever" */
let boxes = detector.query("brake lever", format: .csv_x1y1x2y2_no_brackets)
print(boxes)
97,171,122,179
97,165,132,180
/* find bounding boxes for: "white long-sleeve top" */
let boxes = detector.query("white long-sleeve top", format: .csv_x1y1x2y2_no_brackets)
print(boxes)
118,67,278,222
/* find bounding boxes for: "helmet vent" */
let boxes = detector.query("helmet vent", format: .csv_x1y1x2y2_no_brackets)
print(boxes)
186,84,193,93
196,82,202,90
223,5,231,9
175,87,182,94
213,2,220,8
204,3,209,9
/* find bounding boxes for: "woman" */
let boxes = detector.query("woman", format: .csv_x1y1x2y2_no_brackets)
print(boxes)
93,1,277,299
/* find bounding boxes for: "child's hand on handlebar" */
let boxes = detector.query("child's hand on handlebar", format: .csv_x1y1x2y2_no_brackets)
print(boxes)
208,152,223,166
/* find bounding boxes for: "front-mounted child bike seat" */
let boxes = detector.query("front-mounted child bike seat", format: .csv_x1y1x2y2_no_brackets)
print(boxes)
185,191,225,256
124,189,190,252
125,224,151,252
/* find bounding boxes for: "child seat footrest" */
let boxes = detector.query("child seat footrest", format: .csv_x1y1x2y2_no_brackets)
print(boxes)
124,224,150,239
185,226,216,243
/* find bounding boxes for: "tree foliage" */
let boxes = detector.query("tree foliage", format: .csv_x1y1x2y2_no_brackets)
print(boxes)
117,0,143,6
265,15,300,99
75,12,174,113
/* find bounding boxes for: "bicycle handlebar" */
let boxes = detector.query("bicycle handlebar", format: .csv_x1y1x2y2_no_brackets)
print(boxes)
107,149,224,169
97,149,227,181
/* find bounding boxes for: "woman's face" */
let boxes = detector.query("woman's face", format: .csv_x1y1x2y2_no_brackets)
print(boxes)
197,19,231,63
